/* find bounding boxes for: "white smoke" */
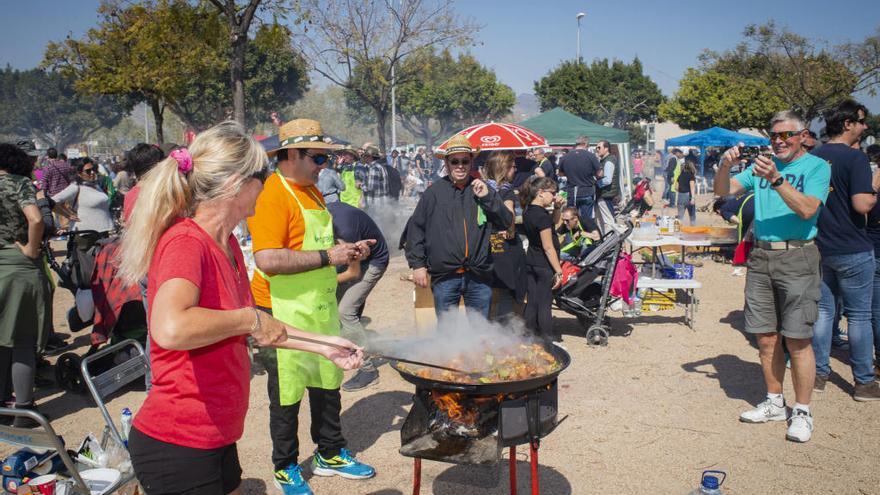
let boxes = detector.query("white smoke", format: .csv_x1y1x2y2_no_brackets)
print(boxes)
366,309,541,366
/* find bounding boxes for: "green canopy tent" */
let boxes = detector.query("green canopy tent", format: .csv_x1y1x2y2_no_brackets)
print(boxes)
520,107,633,200
519,107,630,145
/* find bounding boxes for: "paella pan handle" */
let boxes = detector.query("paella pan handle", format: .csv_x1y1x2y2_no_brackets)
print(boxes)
284,333,471,374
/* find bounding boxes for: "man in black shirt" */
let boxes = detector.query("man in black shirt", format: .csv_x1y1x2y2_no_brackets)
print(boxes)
557,135,602,222
405,135,512,320
329,201,389,391
811,99,880,400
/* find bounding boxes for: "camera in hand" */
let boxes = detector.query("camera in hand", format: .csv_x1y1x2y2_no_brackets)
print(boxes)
738,146,770,160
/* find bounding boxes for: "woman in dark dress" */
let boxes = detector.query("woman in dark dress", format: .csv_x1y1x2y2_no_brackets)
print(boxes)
520,176,565,342
481,151,524,319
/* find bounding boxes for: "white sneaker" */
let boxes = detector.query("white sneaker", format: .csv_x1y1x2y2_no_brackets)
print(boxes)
739,398,786,423
786,408,813,443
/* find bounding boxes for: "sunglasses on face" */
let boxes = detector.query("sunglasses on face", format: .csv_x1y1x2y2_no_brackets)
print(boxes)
250,167,270,183
304,151,329,166
768,130,804,141
81,168,96,174
448,159,470,167
852,118,867,125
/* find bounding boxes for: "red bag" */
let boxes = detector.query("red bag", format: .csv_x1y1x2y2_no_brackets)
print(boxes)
732,240,753,265
560,261,581,286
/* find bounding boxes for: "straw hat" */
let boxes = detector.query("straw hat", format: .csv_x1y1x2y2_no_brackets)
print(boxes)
435,134,480,159
363,144,382,159
268,118,339,156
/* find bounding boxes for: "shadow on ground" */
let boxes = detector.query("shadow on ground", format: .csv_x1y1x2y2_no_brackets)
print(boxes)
430,459,572,495
239,478,267,495
341,390,411,453
681,354,764,403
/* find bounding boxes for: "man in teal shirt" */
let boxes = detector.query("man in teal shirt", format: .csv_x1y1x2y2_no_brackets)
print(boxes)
714,110,831,444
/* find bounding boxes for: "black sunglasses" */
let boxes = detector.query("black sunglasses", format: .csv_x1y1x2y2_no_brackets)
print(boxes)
81,168,96,174
448,158,471,166
250,167,270,183
304,151,329,166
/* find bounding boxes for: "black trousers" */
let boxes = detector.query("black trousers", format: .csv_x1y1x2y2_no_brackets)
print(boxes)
257,307,346,471
523,264,555,340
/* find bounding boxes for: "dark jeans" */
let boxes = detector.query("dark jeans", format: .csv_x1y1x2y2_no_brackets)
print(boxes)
432,272,492,319
574,195,595,223
524,264,555,340
256,307,346,471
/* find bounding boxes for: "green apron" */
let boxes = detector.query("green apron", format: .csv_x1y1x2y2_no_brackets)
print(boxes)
339,168,363,209
264,170,342,405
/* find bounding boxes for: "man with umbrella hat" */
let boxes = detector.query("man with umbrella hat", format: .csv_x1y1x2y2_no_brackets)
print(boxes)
249,119,376,494
405,134,513,319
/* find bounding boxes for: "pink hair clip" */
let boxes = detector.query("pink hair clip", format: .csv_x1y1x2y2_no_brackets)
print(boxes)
170,148,193,175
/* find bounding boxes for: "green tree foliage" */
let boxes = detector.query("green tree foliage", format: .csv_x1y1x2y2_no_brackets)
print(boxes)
44,1,306,141
43,0,225,143
0,67,129,149
658,68,785,131
534,58,665,129
395,49,515,151
170,22,308,130
700,22,880,123
296,0,476,151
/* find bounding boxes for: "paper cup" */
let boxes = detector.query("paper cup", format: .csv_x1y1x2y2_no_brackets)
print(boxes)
27,475,56,495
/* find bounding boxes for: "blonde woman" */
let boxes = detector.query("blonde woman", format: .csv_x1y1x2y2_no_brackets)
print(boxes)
118,122,363,495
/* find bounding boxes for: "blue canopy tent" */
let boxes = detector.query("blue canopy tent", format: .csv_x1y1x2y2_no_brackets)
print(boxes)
665,126,770,175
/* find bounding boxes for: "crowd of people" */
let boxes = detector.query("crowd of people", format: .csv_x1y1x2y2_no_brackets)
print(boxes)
2,95,880,494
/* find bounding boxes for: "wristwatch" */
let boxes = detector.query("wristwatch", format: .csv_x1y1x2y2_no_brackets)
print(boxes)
770,176,785,188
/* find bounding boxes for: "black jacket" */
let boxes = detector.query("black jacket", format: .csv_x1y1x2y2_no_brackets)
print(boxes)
405,176,513,283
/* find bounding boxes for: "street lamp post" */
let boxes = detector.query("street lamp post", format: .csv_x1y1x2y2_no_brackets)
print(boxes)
576,12,586,64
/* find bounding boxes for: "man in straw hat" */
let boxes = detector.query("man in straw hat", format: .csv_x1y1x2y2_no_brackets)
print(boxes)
405,134,513,319
249,118,377,494
336,145,364,208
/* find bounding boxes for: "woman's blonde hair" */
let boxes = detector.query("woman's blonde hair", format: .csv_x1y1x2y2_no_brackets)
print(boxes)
118,121,267,284
482,151,514,184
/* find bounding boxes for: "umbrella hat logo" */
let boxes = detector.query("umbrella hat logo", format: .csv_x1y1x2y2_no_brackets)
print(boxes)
480,135,502,145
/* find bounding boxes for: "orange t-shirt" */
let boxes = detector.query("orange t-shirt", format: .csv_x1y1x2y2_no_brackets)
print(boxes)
248,172,326,308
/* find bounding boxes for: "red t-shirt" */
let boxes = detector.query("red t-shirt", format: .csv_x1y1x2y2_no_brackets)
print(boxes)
133,218,253,449
122,184,140,223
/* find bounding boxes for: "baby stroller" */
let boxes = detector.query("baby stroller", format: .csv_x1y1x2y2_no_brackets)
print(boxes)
553,222,634,346
43,231,148,393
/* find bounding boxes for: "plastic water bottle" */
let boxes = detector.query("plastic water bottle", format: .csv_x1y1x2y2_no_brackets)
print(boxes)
633,294,642,316
120,408,133,446
688,470,726,495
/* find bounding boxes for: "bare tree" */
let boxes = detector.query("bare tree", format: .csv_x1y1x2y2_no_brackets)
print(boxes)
295,0,477,150
207,0,263,125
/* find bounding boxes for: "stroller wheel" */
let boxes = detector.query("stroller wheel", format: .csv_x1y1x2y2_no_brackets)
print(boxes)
586,325,610,347
55,353,86,394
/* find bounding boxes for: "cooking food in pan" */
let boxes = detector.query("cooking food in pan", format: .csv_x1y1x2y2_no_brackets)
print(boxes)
397,343,560,384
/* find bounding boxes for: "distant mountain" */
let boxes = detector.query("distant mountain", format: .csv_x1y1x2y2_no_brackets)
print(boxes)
512,93,540,121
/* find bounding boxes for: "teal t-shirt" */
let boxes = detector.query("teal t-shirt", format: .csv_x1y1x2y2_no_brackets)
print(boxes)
734,153,831,242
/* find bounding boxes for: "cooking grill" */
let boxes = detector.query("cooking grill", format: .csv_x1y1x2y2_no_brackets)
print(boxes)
391,344,570,495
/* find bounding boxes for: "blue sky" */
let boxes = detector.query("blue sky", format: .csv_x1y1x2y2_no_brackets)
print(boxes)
2,0,878,112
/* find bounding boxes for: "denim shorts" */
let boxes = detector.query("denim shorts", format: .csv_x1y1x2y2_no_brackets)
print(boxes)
743,243,821,339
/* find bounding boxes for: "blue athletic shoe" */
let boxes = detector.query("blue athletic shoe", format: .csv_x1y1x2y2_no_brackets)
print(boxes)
312,448,376,480
273,464,313,495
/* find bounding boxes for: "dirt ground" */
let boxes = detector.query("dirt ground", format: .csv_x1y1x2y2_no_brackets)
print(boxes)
28,188,880,495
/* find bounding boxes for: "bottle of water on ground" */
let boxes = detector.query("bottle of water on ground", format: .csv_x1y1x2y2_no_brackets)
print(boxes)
120,407,133,447
688,470,726,495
